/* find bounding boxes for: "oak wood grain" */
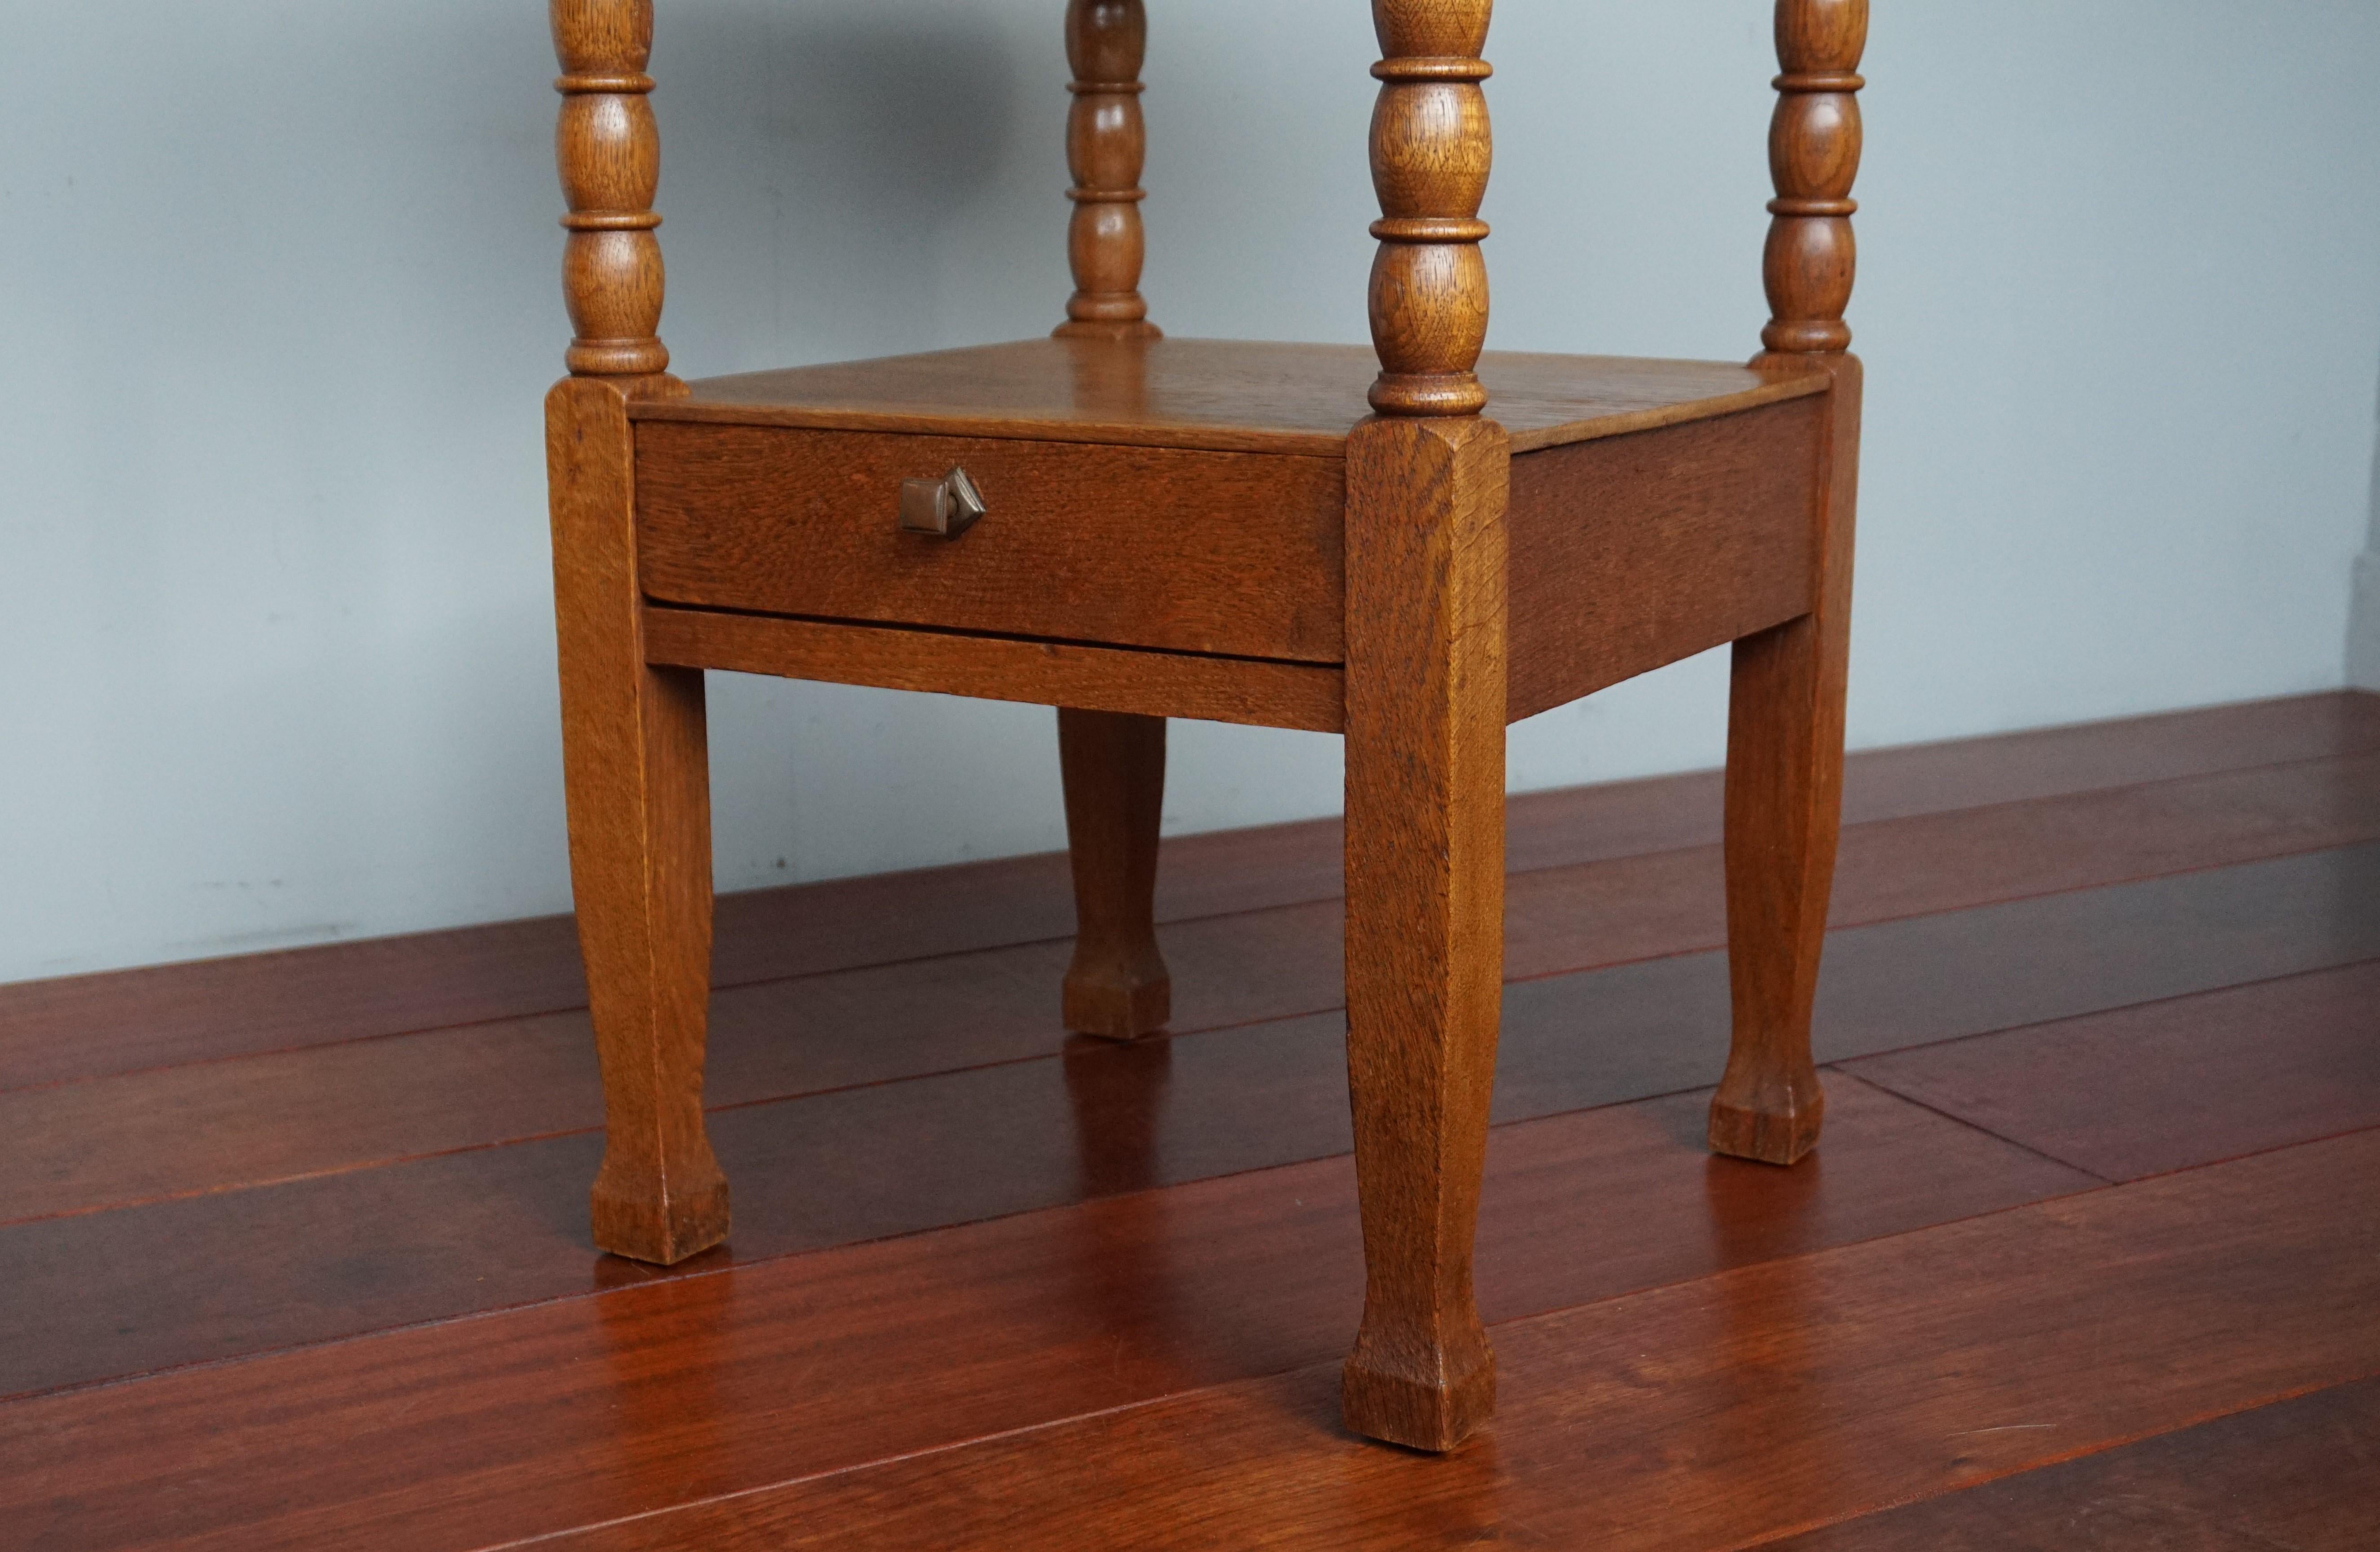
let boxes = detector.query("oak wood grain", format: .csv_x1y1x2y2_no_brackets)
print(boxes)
633,422,1349,662
52,30,2349,1530
1055,0,1159,340
1339,414,1511,1447
1705,0,1868,1162
1365,0,1495,415
1057,708,1172,1037
552,0,671,378
1762,0,1867,355
629,339,1828,457
641,606,1347,733
1505,397,1819,721
548,376,728,1266
0,1080,2091,1549
537,0,1866,1458
1713,355,1860,1163
520,1127,2380,1551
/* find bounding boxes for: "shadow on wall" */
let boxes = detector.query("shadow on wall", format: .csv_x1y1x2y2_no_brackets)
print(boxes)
2354,354,2380,690
652,3,1032,370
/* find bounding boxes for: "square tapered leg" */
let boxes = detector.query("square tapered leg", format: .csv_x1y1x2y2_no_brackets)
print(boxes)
1711,356,1860,1165
1339,415,1511,1452
550,377,729,1265
1058,708,1172,1039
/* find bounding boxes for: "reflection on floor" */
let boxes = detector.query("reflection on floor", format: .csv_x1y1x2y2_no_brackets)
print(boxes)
2,691,2377,1549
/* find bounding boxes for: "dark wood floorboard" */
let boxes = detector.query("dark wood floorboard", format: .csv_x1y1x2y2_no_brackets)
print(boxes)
1807,747,2380,937
8,756,2377,1229
1803,842,2380,1060
1764,1374,2380,1550
542,1128,2380,1552
7,847,2373,1399
1845,958,2380,1182
2,695,2373,1550
0,1079,2094,1552
1818,688,2380,826
4,693,2371,1092
0,913,588,1095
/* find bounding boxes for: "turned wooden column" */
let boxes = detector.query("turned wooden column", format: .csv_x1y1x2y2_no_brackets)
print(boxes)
1713,0,1867,1168
553,0,671,378
1056,0,1160,340
1364,0,1494,417
1759,0,1865,356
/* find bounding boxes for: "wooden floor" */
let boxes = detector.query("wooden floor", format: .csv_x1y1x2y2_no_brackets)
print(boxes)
4,692,2378,1550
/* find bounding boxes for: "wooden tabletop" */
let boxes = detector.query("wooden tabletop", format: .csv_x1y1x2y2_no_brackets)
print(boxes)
631,339,1831,456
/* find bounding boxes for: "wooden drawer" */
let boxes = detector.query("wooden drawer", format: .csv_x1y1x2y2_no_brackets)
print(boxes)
633,423,1349,662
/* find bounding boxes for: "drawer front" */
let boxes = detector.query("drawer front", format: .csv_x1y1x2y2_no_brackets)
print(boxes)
634,423,1348,662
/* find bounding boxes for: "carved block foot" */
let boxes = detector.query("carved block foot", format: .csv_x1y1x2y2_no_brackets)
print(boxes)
592,1159,731,1266
1708,1063,1826,1165
1063,956,1172,1041
1058,706,1170,1042
1342,1346,1497,1453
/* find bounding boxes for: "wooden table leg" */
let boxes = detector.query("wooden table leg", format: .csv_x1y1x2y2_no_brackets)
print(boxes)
1711,357,1860,1165
1339,415,1510,1452
1058,708,1171,1039
549,377,729,1266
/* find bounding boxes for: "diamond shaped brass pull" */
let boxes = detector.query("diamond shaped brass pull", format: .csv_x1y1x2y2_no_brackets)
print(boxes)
898,467,988,539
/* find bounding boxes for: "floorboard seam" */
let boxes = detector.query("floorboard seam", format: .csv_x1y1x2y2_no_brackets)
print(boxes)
1725,1366,2380,1551
1823,1070,2121,1187
0,1078,2132,1411
26,935,2372,1270
1831,741,2379,833
2100,1118,2380,1189
13,733,2372,1096
0,1118,613,1232
22,819,2371,1131
1831,951,2380,1133
454,1148,2370,1552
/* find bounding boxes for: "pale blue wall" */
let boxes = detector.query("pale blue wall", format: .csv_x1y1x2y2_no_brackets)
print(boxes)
2352,361,2380,690
6,0,2380,981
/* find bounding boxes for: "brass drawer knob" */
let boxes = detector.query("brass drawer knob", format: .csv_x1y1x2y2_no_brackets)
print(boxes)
898,467,988,539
